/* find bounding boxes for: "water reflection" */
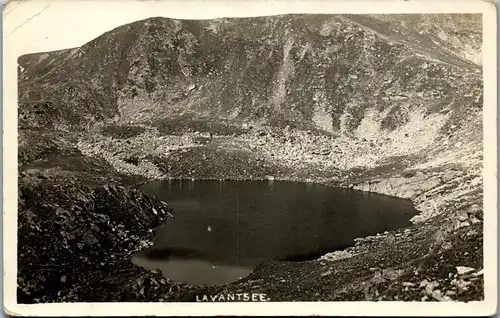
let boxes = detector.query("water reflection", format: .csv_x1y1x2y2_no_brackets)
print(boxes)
133,180,417,285
132,251,254,285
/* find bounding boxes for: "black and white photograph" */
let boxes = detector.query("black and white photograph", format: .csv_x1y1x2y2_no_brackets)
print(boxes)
3,0,497,316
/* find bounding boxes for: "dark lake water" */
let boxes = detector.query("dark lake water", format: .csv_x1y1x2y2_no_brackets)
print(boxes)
132,179,417,285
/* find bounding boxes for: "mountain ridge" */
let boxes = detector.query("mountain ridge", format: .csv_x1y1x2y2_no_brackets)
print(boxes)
18,14,482,134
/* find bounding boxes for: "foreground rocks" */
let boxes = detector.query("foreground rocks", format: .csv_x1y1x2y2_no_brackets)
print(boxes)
17,167,172,303
171,222,482,302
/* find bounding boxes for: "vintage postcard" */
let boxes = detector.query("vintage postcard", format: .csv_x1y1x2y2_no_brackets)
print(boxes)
3,0,497,316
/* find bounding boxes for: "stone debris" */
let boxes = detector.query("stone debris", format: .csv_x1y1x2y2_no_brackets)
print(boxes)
319,250,354,261
452,277,472,292
456,211,469,221
473,269,484,277
430,289,452,301
381,268,404,281
320,269,335,277
456,266,476,275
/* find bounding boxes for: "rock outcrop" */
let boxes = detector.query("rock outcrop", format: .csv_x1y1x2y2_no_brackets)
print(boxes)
17,168,172,302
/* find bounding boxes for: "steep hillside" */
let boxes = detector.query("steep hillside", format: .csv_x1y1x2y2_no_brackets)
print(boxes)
18,14,484,302
19,14,481,130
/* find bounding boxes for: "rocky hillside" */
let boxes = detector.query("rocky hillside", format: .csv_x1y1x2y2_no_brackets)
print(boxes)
18,14,482,177
18,14,481,130
18,14,484,303
18,171,172,302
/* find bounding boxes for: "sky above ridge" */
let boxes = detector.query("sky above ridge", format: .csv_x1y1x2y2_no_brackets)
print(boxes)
3,0,484,56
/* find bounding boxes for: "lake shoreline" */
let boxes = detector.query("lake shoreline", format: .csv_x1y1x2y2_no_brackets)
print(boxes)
17,121,483,302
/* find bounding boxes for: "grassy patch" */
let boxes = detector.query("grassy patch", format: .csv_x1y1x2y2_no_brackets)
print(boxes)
152,115,245,136
101,124,146,139
146,146,280,180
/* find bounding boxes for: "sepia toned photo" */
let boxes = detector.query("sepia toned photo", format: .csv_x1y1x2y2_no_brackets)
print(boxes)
3,0,497,316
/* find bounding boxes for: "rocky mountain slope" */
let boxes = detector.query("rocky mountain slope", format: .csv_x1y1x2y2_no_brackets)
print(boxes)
18,14,483,302
19,14,481,130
